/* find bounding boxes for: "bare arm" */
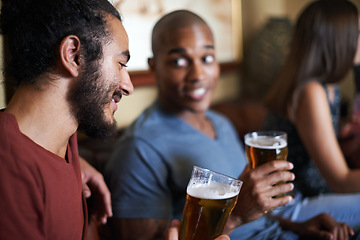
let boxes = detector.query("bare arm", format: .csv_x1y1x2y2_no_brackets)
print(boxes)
294,81,360,192
108,218,171,240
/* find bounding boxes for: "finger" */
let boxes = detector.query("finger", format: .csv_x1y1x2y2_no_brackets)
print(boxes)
268,194,293,209
166,219,180,240
215,234,230,240
91,174,113,219
317,214,343,240
82,182,91,198
348,225,354,236
337,223,353,240
101,183,113,218
269,182,294,198
92,209,108,225
266,170,295,186
254,161,294,177
312,230,333,240
337,226,347,240
254,183,294,211
256,171,294,196
80,157,91,198
338,224,346,240
306,222,334,240
99,214,109,224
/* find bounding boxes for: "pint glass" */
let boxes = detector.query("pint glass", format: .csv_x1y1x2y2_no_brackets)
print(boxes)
179,166,242,240
244,131,288,168
244,131,288,197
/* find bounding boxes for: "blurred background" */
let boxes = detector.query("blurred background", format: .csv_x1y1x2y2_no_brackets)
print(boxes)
1,0,359,130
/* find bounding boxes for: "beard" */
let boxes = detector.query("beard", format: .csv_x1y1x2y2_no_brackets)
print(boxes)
68,61,118,140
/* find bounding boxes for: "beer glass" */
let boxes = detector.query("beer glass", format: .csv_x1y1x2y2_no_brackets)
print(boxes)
244,131,288,197
179,166,242,240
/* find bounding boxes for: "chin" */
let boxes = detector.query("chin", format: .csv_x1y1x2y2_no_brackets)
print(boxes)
78,113,118,140
190,106,209,114
195,102,211,112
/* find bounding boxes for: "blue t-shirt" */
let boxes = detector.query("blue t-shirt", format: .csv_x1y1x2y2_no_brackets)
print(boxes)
104,101,298,240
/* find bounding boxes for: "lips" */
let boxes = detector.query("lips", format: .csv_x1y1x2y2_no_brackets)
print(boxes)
187,87,207,100
111,91,122,111
112,93,121,103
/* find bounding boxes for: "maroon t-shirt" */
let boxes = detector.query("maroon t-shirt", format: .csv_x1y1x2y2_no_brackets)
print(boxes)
0,112,87,240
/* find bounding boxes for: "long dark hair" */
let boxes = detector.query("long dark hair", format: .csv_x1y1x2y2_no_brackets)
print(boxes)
264,0,359,116
0,0,121,87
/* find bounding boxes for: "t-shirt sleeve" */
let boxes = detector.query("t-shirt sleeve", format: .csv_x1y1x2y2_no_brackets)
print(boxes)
104,136,172,219
0,150,45,240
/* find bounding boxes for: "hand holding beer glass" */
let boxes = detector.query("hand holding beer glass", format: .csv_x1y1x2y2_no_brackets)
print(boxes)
244,131,288,197
179,166,242,240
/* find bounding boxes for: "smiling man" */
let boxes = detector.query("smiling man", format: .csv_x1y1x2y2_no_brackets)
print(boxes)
0,0,133,239
104,9,357,240
104,10,235,239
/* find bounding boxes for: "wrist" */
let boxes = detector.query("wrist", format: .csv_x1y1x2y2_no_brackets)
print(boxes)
277,217,300,234
222,215,244,235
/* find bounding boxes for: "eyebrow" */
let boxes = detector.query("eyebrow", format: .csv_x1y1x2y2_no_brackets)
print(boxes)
167,45,214,55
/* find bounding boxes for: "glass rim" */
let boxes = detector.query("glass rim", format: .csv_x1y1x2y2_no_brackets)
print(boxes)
244,131,287,139
192,165,243,185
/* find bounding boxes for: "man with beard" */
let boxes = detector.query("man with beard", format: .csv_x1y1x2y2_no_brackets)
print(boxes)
0,0,230,238
0,0,134,239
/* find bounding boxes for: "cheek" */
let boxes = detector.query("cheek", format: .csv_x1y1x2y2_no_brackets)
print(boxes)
206,65,220,84
158,69,184,89
163,79,182,94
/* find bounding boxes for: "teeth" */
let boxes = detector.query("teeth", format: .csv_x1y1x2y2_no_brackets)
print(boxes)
193,88,206,96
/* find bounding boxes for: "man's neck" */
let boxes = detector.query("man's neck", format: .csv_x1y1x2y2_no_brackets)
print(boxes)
5,82,78,158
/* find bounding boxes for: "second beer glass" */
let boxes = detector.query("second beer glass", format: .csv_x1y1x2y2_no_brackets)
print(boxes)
179,166,242,240
244,131,288,197
244,131,288,168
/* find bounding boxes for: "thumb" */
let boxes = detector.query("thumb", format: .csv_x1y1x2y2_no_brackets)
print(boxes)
81,165,91,198
215,235,230,240
82,181,91,198
166,219,180,240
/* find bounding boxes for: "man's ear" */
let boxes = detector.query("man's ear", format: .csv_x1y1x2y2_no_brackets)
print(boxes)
59,35,81,77
148,57,155,72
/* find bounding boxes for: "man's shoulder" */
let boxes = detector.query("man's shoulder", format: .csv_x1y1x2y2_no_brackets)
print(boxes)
123,104,177,139
0,112,21,144
0,112,50,166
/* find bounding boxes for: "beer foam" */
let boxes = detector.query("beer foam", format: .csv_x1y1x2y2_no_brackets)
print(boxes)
187,181,240,200
245,136,287,149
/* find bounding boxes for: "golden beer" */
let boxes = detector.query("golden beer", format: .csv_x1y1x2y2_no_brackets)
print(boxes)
179,167,242,240
244,132,288,169
245,132,288,198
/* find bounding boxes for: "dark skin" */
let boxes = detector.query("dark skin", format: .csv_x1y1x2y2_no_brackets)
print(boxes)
278,213,353,240
109,218,170,240
108,13,219,240
108,11,354,240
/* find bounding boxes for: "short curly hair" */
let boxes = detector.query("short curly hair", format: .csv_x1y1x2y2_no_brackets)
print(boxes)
0,0,121,87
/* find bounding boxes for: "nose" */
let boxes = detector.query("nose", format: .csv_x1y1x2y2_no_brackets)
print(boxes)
120,71,134,96
187,60,206,82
